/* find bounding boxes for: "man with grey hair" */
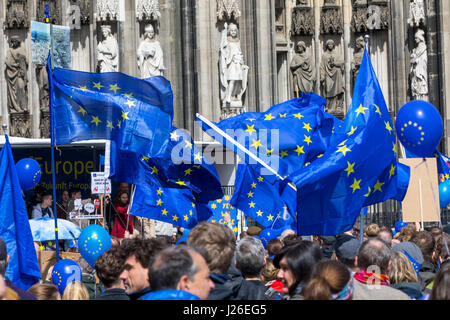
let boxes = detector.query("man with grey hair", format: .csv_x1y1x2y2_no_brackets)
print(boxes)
352,238,410,300
140,245,214,300
227,236,267,300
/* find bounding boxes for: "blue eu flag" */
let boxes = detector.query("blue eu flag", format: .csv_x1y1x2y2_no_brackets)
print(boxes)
207,195,239,235
130,184,212,229
282,48,411,236
199,94,337,229
47,58,173,157
109,127,223,203
436,151,450,183
0,135,41,290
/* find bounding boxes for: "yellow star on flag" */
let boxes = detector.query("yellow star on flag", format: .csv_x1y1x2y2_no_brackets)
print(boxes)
267,214,274,221
303,123,312,132
79,85,88,91
347,126,357,137
161,208,168,216
294,113,304,120
157,188,163,196
124,92,133,98
295,145,305,156
385,121,393,134
355,105,368,116
142,155,149,162
245,125,256,135
389,164,396,179
109,84,121,94
350,178,362,193
374,104,382,117
156,199,163,206
211,203,217,209
345,162,355,177
184,215,189,221
337,145,351,156
279,113,287,118
125,100,136,108
172,215,179,222
280,150,289,158
304,135,313,146
122,111,130,121
91,116,102,126
257,176,264,183
374,180,385,193
184,168,192,176
194,153,203,162
392,142,397,155
151,166,159,175
251,182,257,189
264,114,275,121
170,131,180,141
107,121,114,131
184,140,193,149
117,120,122,129
249,201,256,208
247,191,254,198
176,180,186,186
251,139,262,150
266,148,273,156
78,107,87,116
247,118,256,122
256,210,263,217
364,187,372,198
93,82,104,90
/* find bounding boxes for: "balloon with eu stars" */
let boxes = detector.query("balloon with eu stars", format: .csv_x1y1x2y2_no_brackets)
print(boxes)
439,179,450,208
78,224,112,268
51,259,82,295
395,100,443,157
15,158,41,191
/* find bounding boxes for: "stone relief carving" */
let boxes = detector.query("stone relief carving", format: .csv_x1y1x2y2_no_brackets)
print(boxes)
136,0,161,21
408,0,425,27
6,36,28,114
37,0,62,25
292,3,314,36
219,23,249,119
216,0,241,21
36,66,50,138
5,36,31,138
97,0,120,21
97,25,119,73
351,0,368,33
351,0,390,32
290,41,315,97
410,29,428,101
321,0,343,34
4,0,29,29
137,24,165,78
320,39,345,115
351,35,365,88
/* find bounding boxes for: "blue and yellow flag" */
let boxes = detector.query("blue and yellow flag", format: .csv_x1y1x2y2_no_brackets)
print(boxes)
199,94,338,229
0,135,41,290
436,151,450,183
282,48,411,236
47,57,173,157
130,184,213,229
207,195,239,235
109,126,223,203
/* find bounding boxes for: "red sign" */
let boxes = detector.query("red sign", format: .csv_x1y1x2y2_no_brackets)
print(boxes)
94,199,101,209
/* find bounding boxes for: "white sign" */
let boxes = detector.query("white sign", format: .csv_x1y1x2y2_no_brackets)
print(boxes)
84,203,95,214
74,199,83,211
91,172,112,194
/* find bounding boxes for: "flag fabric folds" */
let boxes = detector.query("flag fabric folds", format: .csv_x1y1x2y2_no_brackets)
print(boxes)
48,61,173,158
282,48,411,236
207,195,239,234
109,126,224,204
199,94,337,229
0,135,41,290
130,184,213,229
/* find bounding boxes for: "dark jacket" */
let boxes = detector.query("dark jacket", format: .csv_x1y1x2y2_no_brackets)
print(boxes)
128,286,152,300
208,273,234,300
418,261,436,293
391,282,423,300
5,279,37,300
230,279,266,300
95,288,130,300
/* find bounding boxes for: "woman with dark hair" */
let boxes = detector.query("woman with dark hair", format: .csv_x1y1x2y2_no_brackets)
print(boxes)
273,240,323,300
111,191,133,239
430,263,450,300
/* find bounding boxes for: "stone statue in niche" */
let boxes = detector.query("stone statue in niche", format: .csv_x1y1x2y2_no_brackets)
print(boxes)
290,41,315,97
36,65,50,138
351,35,365,87
5,36,28,114
410,29,428,100
219,23,249,116
67,0,82,30
97,25,119,73
137,24,165,78
320,39,345,114
408,0,425,27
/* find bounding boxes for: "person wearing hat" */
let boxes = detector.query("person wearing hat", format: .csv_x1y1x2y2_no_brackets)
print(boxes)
0,238,36,300
335,237,361,274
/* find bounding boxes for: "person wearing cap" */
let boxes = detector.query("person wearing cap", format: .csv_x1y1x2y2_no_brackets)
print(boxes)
335,237,361,274
0,238,36,300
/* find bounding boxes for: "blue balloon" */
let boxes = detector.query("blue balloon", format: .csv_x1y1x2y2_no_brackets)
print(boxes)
395,100,443,157
51,259,82,295
78,225,112,268
15,158,41,191
439,180,450,208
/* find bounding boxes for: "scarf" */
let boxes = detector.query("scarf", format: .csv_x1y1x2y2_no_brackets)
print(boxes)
354,270,390,286
330,277,354,300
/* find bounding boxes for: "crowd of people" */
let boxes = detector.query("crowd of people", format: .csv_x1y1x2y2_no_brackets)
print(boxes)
1,211,449,300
